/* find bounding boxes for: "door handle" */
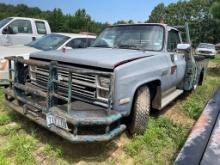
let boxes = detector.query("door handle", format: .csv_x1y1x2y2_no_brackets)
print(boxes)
32,37,36,41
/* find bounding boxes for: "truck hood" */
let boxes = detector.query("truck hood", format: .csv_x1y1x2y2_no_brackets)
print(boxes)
30,48,155,69
0,45,41,59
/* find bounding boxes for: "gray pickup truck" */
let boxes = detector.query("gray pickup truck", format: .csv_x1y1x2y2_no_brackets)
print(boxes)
4,23,208,142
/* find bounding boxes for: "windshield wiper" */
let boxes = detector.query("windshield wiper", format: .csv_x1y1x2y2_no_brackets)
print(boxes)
92,45,112,48
116,44,141,50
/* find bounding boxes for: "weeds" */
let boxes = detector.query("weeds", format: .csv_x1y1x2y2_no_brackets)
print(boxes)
0,123,21,136
182,79,219,119
0,151,9,165
0,111,16,126
0,134,37,165
43,144,63,158
124,117,189,164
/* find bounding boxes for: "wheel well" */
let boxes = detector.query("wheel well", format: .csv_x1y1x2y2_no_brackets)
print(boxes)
124,80,161,125
132,80,161,114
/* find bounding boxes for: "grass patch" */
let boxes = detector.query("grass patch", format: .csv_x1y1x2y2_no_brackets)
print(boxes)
182,77,220,120
0,151,9,165
43,144,63,158
124,117,189,164
212,55,220,63
0,123,21,136
0,111,17,126
0,134,37,165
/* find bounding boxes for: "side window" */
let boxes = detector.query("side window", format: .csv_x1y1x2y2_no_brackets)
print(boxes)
66,38,87,48
87,38,95,47
8,20,32,34
167,30,181,52
35,21,47,34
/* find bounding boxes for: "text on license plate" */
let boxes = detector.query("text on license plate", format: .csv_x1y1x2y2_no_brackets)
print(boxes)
46,113,69,130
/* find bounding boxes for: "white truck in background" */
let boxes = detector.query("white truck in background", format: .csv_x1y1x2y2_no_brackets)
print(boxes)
0,17,51,46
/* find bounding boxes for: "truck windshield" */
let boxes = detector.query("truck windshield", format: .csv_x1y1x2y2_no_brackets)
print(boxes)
0,18,12,29
27,34,70,51
92,25,164,51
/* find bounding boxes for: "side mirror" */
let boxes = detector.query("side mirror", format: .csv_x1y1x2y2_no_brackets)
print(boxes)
177,44,191,51
2,27,8,34
2,26,14,34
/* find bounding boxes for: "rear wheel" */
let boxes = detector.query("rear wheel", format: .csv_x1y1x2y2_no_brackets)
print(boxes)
128,86,151,135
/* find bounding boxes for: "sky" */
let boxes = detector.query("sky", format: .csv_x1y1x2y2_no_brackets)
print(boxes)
0,0,178,23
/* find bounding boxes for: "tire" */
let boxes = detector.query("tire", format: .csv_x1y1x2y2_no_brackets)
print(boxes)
128,86,151,135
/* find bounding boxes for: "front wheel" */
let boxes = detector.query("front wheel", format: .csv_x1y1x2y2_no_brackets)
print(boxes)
128,86,151,135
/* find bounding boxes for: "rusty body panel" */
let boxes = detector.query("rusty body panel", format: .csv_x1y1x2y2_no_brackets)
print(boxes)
175,87,220,165
4,56,126,143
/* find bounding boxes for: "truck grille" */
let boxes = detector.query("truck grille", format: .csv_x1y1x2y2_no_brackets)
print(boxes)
31,67,97,100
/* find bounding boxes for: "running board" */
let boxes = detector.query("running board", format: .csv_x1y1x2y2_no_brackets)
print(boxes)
161,89,183,109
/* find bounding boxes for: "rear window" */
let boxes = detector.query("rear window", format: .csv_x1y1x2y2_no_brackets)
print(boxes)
35,21,47,34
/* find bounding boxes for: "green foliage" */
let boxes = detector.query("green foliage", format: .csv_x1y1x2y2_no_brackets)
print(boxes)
148,0,220,46
124,117,189,164
0,151,9,165
114,19,135,25
0,123,21,136
43,144,63,157
1,134,37,165
211,54,220,63
0,3,106,33
148,3,166,23
0,111,16,126
211,0,220,19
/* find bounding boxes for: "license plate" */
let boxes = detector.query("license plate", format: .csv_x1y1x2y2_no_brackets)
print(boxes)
46,113,69,130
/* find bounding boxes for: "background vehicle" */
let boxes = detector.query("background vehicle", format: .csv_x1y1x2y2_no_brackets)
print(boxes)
0,17,51,46
196,43,217,58
3,23,208,143
0,33,96,85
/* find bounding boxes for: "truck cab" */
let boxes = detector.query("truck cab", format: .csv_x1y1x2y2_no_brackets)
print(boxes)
0,17,51,46
3,23,208,142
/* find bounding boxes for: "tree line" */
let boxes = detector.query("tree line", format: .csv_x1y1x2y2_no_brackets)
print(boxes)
0,1,219,46
0,3,108,33
148,0,220,46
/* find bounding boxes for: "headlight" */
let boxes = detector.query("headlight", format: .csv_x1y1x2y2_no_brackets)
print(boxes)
97,76,111,101
0,59,8,71
98,76,110,89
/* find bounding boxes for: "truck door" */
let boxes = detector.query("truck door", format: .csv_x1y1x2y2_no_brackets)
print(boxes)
5,19,34,45
167,29,186,87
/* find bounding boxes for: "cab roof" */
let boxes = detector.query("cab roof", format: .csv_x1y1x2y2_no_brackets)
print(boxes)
9,17,48,22
110,23,179,31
